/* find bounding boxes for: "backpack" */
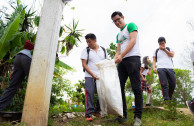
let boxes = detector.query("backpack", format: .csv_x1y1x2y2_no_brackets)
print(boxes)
155,47,173,63
83,46,107,72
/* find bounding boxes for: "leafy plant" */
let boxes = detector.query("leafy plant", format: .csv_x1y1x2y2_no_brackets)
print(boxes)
106,42,117,59
59,19,84,55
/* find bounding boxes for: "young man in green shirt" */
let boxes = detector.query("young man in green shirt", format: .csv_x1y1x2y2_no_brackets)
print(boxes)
111,11,143,126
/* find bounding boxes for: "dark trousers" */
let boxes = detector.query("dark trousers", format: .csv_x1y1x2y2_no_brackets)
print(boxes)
85,77,100,117
118,56,143,119
0,54,31,110
157,68,176,101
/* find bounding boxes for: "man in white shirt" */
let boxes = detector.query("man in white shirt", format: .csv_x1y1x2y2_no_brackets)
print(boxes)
111,11,142,126
153,37,176,104
81,33,107,121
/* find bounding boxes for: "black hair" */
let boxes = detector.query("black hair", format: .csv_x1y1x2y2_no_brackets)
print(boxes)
143,56,149,69
111,11,123,19
158,36,166,43
85,33,96,40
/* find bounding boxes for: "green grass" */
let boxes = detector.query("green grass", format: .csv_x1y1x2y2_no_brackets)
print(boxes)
48,107,194,126
1,106,193,126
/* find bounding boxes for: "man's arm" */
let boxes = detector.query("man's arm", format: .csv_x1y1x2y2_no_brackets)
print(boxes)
81,59,99,79
153,56,157,73
164,49,174,57
159,46,174,57
115,31,137,63
114,43,120,61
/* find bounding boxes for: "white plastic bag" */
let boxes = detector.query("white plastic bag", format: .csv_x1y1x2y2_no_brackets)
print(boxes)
96,59,123,117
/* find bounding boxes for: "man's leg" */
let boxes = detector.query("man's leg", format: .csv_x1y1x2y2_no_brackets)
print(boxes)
118,61,128,118
85,77,96,118
157,68,170,101
166,69,176,100
0,55,25,110
128,57,143,119
94,82,100,115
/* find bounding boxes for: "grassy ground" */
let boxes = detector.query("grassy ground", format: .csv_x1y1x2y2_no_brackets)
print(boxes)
1,107,193,126
48,107,194,126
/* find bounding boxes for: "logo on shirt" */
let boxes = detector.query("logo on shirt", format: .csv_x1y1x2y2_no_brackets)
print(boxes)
119,35,127,43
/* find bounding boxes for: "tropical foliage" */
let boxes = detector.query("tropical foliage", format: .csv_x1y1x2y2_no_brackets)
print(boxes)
58,19,84,55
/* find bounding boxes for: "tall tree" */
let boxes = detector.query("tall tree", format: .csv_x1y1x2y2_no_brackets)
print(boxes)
173,68,194,105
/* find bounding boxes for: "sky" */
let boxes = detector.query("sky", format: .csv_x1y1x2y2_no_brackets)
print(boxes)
60,0,194,85
1,0,194,91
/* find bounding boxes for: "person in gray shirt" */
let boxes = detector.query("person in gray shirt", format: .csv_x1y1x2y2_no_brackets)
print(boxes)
0,40,34,111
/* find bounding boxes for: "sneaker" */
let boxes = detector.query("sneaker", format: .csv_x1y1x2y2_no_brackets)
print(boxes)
134,117,141,126
115,116,127,123
86,117,93,121
186,100,194,114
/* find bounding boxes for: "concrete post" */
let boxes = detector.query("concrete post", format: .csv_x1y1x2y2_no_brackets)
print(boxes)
21,0,66,125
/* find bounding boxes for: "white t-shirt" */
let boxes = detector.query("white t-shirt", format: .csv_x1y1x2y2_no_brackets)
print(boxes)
80,46,107,77
153,47,174,69
141,64,149,76
116,23,141,58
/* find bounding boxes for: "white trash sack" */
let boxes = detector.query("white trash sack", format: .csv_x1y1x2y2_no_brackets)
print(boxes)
96,59,123,117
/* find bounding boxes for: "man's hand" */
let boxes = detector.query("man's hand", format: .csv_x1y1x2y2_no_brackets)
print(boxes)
115,55,123,64
159,45,165,50
153,68,157,74
92,74,99,80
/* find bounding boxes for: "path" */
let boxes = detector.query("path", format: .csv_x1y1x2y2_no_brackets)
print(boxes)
153,106,193,116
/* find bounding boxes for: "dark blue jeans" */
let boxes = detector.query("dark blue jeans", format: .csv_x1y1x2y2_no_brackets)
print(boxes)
157,68,176,101
118,56,143,119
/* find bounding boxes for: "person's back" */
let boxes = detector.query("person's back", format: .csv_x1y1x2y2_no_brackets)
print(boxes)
0,40,34,111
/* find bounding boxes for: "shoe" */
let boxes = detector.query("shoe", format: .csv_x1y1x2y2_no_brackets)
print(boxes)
86,117,93,121
134,117,141,126
186,100,194,114
115,116,127,123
